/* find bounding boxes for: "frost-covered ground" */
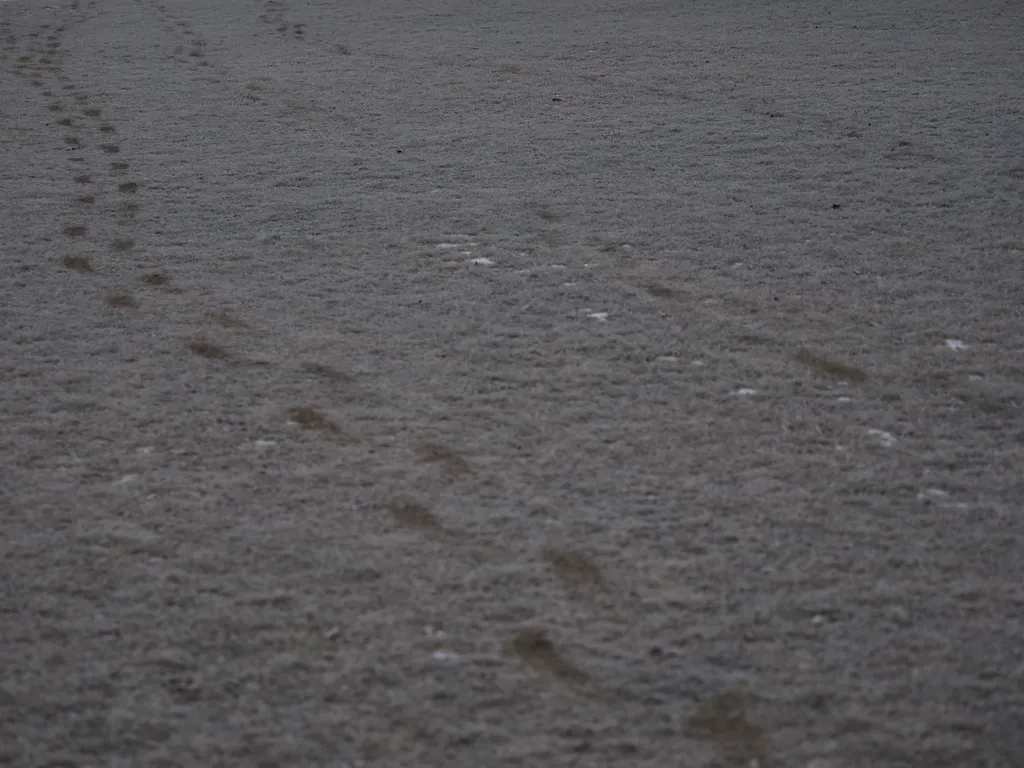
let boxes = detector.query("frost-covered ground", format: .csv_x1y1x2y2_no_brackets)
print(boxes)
1,0,1022,765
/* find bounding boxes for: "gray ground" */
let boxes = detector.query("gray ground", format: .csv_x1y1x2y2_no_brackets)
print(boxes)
1,0,1023,765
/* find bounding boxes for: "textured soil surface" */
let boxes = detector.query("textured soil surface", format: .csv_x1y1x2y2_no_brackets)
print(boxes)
2,0,1023,766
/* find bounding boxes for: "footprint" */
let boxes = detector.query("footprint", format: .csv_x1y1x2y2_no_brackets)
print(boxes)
210,312,248,330
792,348,868,383
62,224,86,238
645,283,678,299
299,361,350,384
60,254,93,272
83,107,101,117
105,294,139,309
417,442,472,476
541,548,604,591
511,628,590,686
685,692,766,765
100,144,120,154
388,501,444,534
286,406,346,436
187,338,230,360
141,271,170,286
110,161,129,174
111,237,134,251
118,181,138,194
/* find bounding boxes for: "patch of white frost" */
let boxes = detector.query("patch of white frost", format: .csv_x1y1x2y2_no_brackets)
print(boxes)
866,428,897,447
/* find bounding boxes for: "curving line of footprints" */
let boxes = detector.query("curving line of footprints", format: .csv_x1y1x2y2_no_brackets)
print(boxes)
2,0,691,712
7,9,141,307
148,0,279,106
255,0,307,41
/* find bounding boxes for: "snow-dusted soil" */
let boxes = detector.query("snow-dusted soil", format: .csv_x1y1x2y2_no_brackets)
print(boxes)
2,0,1022,765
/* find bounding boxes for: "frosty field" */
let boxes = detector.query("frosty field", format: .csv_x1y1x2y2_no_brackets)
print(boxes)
1,0,1023,765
